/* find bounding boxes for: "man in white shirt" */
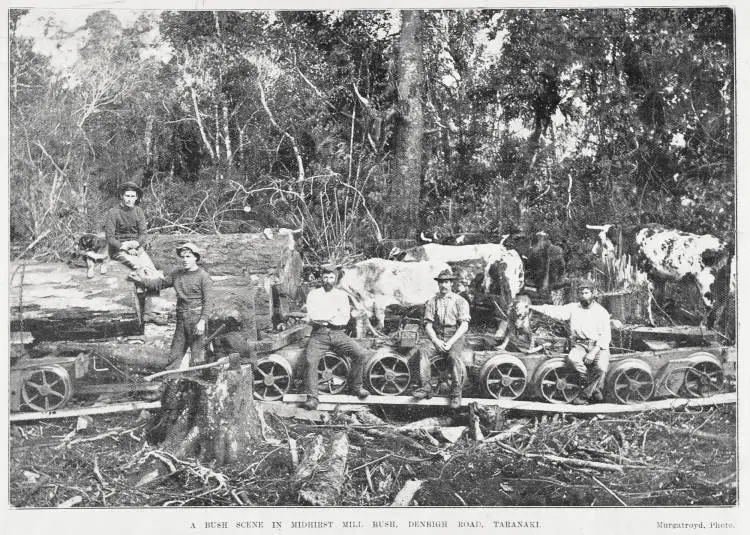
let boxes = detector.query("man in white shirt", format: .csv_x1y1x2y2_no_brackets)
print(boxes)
530,279,611,404
302,264,370,410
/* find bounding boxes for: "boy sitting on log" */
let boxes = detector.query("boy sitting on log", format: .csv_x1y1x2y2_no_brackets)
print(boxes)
105,181,162,281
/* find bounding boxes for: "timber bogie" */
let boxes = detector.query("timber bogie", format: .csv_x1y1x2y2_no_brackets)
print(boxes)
244,334,734,407
9,332,735,412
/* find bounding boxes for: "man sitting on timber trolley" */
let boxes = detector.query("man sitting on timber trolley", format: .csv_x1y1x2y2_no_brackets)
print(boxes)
301,264,370,410
529,278,611,404
412,268,471,409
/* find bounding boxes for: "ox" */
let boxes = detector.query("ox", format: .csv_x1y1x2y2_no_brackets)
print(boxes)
419,230,501,246
482,248,526,308
364,238,418,260
401,243,509,263
337,258,451,330
398,243,525,309
502,231,565,291
586,223,731,325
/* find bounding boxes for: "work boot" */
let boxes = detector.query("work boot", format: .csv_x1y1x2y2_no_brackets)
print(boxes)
303,396,319,410
412,385,434,400
570,394,590,405
449,383,462,409
351,387,370,400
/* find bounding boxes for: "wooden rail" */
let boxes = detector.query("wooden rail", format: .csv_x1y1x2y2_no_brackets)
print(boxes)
281,392,737,414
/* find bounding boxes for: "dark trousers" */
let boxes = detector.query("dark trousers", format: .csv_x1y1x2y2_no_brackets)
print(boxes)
417,327,465,389
304,329,368,399
170,310,206,366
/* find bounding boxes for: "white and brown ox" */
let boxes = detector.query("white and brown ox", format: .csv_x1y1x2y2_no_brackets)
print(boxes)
397,243,525,308
337,258,451,331
586,223,732,325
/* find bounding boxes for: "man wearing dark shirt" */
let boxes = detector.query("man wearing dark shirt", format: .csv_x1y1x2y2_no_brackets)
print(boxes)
104,182,160,279
133,242,213,367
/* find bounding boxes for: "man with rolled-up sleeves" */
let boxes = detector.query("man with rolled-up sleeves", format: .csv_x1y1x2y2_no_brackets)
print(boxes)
412,268,471,409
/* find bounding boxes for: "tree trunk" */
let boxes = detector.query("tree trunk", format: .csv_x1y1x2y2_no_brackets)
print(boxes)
390,10,425,237
134,366,272,486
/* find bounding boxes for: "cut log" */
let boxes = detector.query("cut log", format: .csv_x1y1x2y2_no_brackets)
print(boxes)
10,262,142,341
34,336,173,371
296,431,349,506
133,366,271,486
612,325,718,352
10,261,279,342
148,233,302,292
599,290,648,325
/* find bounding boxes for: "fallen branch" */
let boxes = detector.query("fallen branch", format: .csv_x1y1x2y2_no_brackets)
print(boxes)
297,431,349,506
591,475,628,506
649,421,732,442
391,479,423,506
56,495,82,508
528,453,624,472
480,423,526,446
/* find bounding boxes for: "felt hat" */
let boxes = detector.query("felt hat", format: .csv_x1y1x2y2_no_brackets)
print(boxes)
578,278,596,290
434,268,456,281
118,181,143,199
176,242,202,261
320,263,341,274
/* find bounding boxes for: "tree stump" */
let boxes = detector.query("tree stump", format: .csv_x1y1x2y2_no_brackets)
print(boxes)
134,364,272,486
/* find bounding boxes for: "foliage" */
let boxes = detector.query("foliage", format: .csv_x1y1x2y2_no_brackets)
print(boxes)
9,8,734,261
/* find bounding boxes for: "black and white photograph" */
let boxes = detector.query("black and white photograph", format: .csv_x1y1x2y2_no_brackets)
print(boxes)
4,1,744,532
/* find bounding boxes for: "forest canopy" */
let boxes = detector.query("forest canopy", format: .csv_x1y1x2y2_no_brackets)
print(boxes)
9,8,734,263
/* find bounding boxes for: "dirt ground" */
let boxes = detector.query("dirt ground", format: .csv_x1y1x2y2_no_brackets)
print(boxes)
9,400,736,508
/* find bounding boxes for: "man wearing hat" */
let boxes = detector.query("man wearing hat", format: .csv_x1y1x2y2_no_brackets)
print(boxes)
529,279,611,404
132,242,213,367
412,268,471,408
104,181,159,277
301,264,370,410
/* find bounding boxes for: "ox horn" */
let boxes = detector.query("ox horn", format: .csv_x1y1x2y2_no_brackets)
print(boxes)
586,224,607,231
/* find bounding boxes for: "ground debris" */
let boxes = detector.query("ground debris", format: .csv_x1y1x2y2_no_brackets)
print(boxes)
9,403,737,507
